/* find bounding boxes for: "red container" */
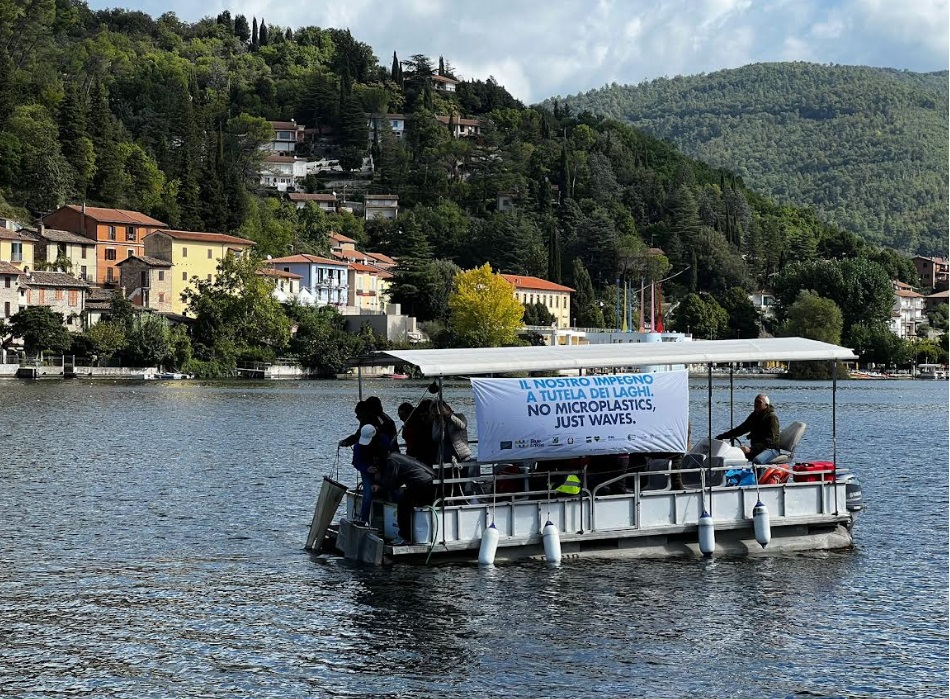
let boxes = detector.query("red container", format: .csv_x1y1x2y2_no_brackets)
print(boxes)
793,461,836,483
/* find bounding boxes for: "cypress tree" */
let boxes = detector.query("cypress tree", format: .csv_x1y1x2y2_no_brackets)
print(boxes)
259,19,268,46
391,51,399,81
252,17,258,47
234,15,250,42
285,27,293,41
438,56,444,75
59,81,95,198
88,80,124,205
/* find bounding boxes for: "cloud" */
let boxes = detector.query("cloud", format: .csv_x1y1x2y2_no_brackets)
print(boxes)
88,0,950,102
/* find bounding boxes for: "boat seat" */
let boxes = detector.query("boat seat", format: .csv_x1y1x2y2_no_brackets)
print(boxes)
678,454,724,490
765,421,807,465
642,458,671,491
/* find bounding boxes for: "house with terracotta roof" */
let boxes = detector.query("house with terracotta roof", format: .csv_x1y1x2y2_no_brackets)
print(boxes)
363,251,396,271
501,274,574,330
890,281,925,339
258,267,302,303
265,254,349,307
116,255,175,313
435,114,482,138
0,227,38,271
347,261,392,313
31,224,97,282
912,255,949,291
431,74,459,92
329,231,358,254
143,230,256,315
41,205,167,286
924,289,949,314
21,270,89,331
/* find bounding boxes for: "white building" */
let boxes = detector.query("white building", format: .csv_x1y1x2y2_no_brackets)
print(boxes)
891,282,925,339
260,155,308,192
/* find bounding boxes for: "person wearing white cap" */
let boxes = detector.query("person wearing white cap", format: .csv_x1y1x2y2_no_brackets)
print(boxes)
349,423,389,524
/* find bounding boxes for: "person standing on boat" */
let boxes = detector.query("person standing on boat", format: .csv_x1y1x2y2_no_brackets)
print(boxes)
716,394,781,464
399,399,437,465
349,423,390,524
431,401,472,464
365,396,399,452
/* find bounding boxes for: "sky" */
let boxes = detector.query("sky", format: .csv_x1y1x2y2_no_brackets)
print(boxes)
87,0,949,104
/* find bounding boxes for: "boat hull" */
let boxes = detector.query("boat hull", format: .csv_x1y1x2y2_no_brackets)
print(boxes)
336,481,856,564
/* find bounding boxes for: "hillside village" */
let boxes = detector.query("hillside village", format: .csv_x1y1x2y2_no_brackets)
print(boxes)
0,7,947,376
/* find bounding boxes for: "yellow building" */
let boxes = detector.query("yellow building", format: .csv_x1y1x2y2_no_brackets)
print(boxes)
0,228,37,270
501,274,574,329
348,262,393,312
143,229,255,314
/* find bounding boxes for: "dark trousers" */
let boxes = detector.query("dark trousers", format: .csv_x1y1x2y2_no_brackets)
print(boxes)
397,483,436,540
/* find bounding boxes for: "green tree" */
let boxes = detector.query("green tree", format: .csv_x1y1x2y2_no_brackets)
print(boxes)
286,304,356,377
9,306,71,356
780,291,843,344
122,313,174,367
449,263,524,347
670,293,728,339
718,287,761,339
85,321,127,364
182,254,291,363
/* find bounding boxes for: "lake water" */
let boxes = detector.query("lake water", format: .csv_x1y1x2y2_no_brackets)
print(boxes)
0,377,946,698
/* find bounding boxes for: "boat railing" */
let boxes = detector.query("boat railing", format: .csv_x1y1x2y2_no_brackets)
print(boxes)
428,460,819,508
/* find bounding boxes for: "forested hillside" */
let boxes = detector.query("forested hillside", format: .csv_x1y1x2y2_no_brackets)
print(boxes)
0,2,930,358
545,63,949,255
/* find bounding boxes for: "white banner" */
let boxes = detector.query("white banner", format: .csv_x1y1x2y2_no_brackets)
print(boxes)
472,371,689,462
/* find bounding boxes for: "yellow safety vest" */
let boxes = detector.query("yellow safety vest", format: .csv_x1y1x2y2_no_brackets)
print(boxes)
556,474,581,495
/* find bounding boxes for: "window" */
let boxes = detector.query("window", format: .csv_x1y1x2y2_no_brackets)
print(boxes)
105,249,117,261
207,249,212,259
182,247,188,258
3,302,8,318
126,249,133,258
106,269,114,283
80,266,87,280
4,277,9,288
126,226,136,241
108,226,116,241
140,271,148,288
158,293,165,303
55,289,63,301
11,242,21,262
38,289,45,303
68,290,77,306
182,272,187,281
67,315,74,325
57,243,67,258
207,274,212,282
81,246,86,259
158,271,164,281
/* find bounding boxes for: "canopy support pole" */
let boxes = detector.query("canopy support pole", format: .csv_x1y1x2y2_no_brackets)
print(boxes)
707,363,714,517
832,360,839,515
357,364,363,402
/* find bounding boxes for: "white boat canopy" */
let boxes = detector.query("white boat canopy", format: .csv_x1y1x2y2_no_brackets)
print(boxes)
364,338,857,377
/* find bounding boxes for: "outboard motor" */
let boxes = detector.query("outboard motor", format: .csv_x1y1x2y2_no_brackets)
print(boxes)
835,468,865,512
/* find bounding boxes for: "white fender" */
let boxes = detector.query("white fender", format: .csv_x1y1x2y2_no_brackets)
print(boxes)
753,501,771,548
542,521,562,564
478,522,499,565
698,510,716,558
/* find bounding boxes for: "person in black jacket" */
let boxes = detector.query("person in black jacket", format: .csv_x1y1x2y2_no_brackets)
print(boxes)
716,394,781,464
371,454,436,545
365,395,399,452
